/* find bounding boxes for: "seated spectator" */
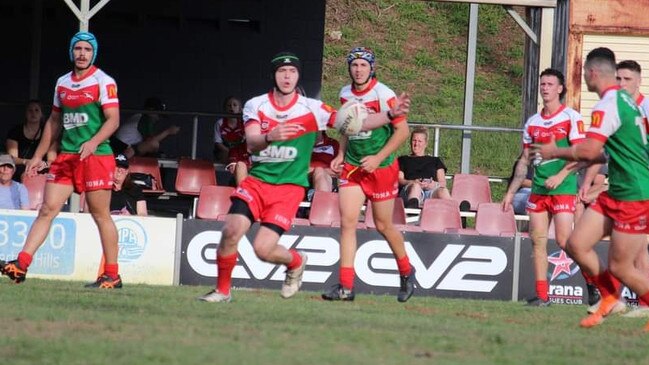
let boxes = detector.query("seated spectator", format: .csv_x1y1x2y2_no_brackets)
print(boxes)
309,131,340,196
0,154,29,210
398,127,451,209
5,100,57,181
114,97,180,157
110,154,148,215
213,96,249,186
507,157,533,215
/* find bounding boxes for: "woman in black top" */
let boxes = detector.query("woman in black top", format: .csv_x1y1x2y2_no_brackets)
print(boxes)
110,154,148,215
5,100,55,181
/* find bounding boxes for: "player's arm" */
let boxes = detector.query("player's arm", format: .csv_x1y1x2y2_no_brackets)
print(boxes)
361,92,411,131
360,120,409,173
544,161,579,190
245,121,301,153
535,136,607,163
330,135,347,174
502,148,530,211
79,107,120,160
25,112,60,175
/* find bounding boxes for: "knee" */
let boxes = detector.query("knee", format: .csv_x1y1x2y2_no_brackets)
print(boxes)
373,218,392,234
253,245,272,261
221,225,244,249
235,161,248,173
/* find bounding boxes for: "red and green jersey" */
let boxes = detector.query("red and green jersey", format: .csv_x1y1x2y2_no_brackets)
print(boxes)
587,87,649,201
243,91,335,187
52,66,118,155
339,78,406,167
523,105,585,195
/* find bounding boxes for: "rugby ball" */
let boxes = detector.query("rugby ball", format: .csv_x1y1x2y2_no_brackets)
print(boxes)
334,100,368,136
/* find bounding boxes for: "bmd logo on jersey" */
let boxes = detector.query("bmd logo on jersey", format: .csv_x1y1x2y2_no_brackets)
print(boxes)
115,218,148,263
63,113,89,128
260,145,298,160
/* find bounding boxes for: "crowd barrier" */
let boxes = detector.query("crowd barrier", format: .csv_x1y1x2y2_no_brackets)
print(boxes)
0,209,636,305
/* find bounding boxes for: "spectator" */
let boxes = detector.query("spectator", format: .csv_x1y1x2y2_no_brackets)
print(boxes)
114,97,180,157
397,127,451,209
213,96,249,186
5,100,56,181
309,131,339,196
0,154,29,210
110,154,148,216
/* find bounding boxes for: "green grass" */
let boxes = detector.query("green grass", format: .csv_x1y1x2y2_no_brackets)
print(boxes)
1,279,648,365
323,1,527,184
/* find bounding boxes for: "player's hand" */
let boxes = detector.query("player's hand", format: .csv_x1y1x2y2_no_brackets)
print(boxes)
531,135,557,160
578,185,591,203
79,140,99,160
24,157,43,177
330,154,344,174
360,155,381,173
268,123,303,142
501,192,513,212
167,125,181,135
390,92,411,119
544,175,562,190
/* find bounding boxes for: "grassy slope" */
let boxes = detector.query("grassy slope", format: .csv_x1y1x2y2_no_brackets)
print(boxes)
1,280,648,365
322,1,528,199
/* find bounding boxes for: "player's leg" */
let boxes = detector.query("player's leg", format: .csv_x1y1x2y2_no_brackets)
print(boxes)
85,188,120,285
1,182,72,283
527,210,551,305
371,197,415,302
322,184,365,301
198,199,253,302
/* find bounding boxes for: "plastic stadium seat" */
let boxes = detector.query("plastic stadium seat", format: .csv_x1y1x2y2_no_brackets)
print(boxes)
175,158,217,196
195,185,234,220
128,156,165,193
309,191,341,227
419,199,462,233
365,198,408,229
474,202,517,236
21,173,47,210
450,173,492,211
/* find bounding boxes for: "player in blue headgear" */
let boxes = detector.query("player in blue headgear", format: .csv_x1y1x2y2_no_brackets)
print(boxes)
346,46,376,86
69,31,98,68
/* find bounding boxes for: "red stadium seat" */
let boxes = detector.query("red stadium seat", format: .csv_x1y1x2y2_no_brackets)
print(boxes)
475,202,517,236
450,173,492,211
365,198,408,229
195,185,234,220
21,173,47,210
128,156,165,193
175,158,217,196
309,191,341,227
419,199,462,233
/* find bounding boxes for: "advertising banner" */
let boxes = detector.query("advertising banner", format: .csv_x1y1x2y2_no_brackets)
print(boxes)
181,220,516,300
0,209,177,285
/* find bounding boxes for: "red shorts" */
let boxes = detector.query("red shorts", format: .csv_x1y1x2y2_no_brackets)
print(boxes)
338,160,399,202
231,176,305,231
590,192,649,234
526,194,576,214
47,153,115,193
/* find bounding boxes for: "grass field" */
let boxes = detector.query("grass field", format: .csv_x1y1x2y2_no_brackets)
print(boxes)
1,279,648,365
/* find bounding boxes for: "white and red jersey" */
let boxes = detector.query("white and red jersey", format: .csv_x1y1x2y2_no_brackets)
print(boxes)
523,105,585,195
636,93,649,118
214,117,249,163
53,66,118,155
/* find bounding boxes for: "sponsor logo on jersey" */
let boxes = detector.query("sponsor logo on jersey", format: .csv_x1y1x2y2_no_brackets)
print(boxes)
63,113,89,128
591,110,604,128
106,84,117,99
258,145,298,161
577,120,586,134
